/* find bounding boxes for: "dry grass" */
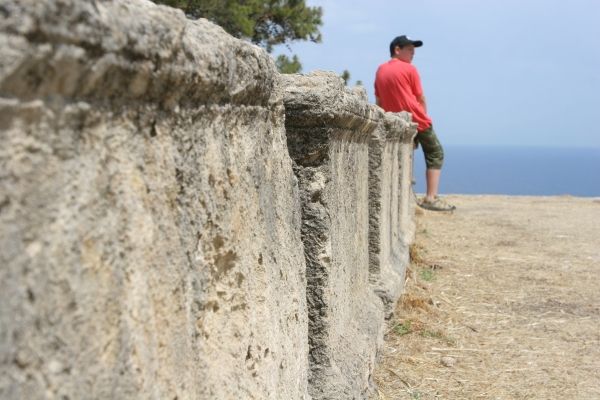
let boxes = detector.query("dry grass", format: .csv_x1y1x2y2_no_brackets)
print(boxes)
372,195,600,399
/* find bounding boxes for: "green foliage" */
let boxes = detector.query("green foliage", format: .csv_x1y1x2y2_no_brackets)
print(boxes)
275,54,302,74
420,329,456,345
420,329,443,339
340,70,362,86
393,321,412,336
410,390,422,400
340,69,351,85
153,0,323,52
420,268,435,282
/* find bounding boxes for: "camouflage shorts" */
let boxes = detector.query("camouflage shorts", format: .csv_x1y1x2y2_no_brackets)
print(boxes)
415,126,444,169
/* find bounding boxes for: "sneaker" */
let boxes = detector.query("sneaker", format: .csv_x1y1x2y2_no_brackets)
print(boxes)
419,196,456,212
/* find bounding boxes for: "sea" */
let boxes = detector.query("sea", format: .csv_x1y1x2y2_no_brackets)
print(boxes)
412,145,600,197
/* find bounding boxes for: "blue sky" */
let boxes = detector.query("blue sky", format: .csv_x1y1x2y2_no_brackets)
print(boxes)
273,0,600,148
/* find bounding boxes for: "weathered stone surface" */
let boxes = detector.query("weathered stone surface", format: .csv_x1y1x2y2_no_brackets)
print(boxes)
0,0,274,108
1,1,419,398
398,116,418,247
282,71,385,399
0,1,308,399
368,111,417,318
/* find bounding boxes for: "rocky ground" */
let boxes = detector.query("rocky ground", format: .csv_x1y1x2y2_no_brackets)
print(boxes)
373,195,600,399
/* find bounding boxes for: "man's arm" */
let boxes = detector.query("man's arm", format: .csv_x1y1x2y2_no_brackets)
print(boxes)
418,94,427,113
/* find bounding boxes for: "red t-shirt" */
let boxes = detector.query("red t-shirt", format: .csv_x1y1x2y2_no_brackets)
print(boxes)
374,59,432,132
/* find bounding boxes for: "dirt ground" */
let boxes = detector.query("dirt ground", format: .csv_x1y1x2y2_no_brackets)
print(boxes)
373,195,600,399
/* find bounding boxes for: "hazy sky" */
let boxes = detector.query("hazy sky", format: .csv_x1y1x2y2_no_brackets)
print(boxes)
274,0,600,148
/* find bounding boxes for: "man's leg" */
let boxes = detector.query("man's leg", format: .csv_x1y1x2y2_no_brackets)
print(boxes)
417,126,455,211
417,127,444,201
425,168,441,202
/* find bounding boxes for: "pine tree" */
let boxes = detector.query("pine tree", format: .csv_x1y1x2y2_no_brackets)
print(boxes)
275,54,302,74
153,0,322,52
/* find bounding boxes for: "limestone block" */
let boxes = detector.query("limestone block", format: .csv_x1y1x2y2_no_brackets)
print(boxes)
398,114,418,247
281,72,385,399
0,1,308,399
368,111,416,318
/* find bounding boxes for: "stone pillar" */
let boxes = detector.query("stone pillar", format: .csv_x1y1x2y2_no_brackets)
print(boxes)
399,114,419,246
0,1,308,399
368,111,416,318
281,72,385,399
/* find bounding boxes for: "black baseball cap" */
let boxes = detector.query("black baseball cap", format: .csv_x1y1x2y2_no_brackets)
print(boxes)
389,35,423,56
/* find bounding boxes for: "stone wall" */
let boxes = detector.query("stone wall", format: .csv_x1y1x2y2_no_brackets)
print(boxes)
282,72,385,399
369,112,417,318
281,73,417,398
0,1,309,398
0,1,417,399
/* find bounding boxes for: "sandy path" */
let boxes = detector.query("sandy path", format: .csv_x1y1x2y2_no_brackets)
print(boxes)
373,195,600,399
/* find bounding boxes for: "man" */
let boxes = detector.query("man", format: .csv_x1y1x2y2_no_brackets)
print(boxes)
375,35,455,212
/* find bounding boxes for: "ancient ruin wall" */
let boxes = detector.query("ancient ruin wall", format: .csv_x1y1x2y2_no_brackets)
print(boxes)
0,1,417,399
282,72,396,398
369,112,417,318
0,1,309,399
399,129,418,247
